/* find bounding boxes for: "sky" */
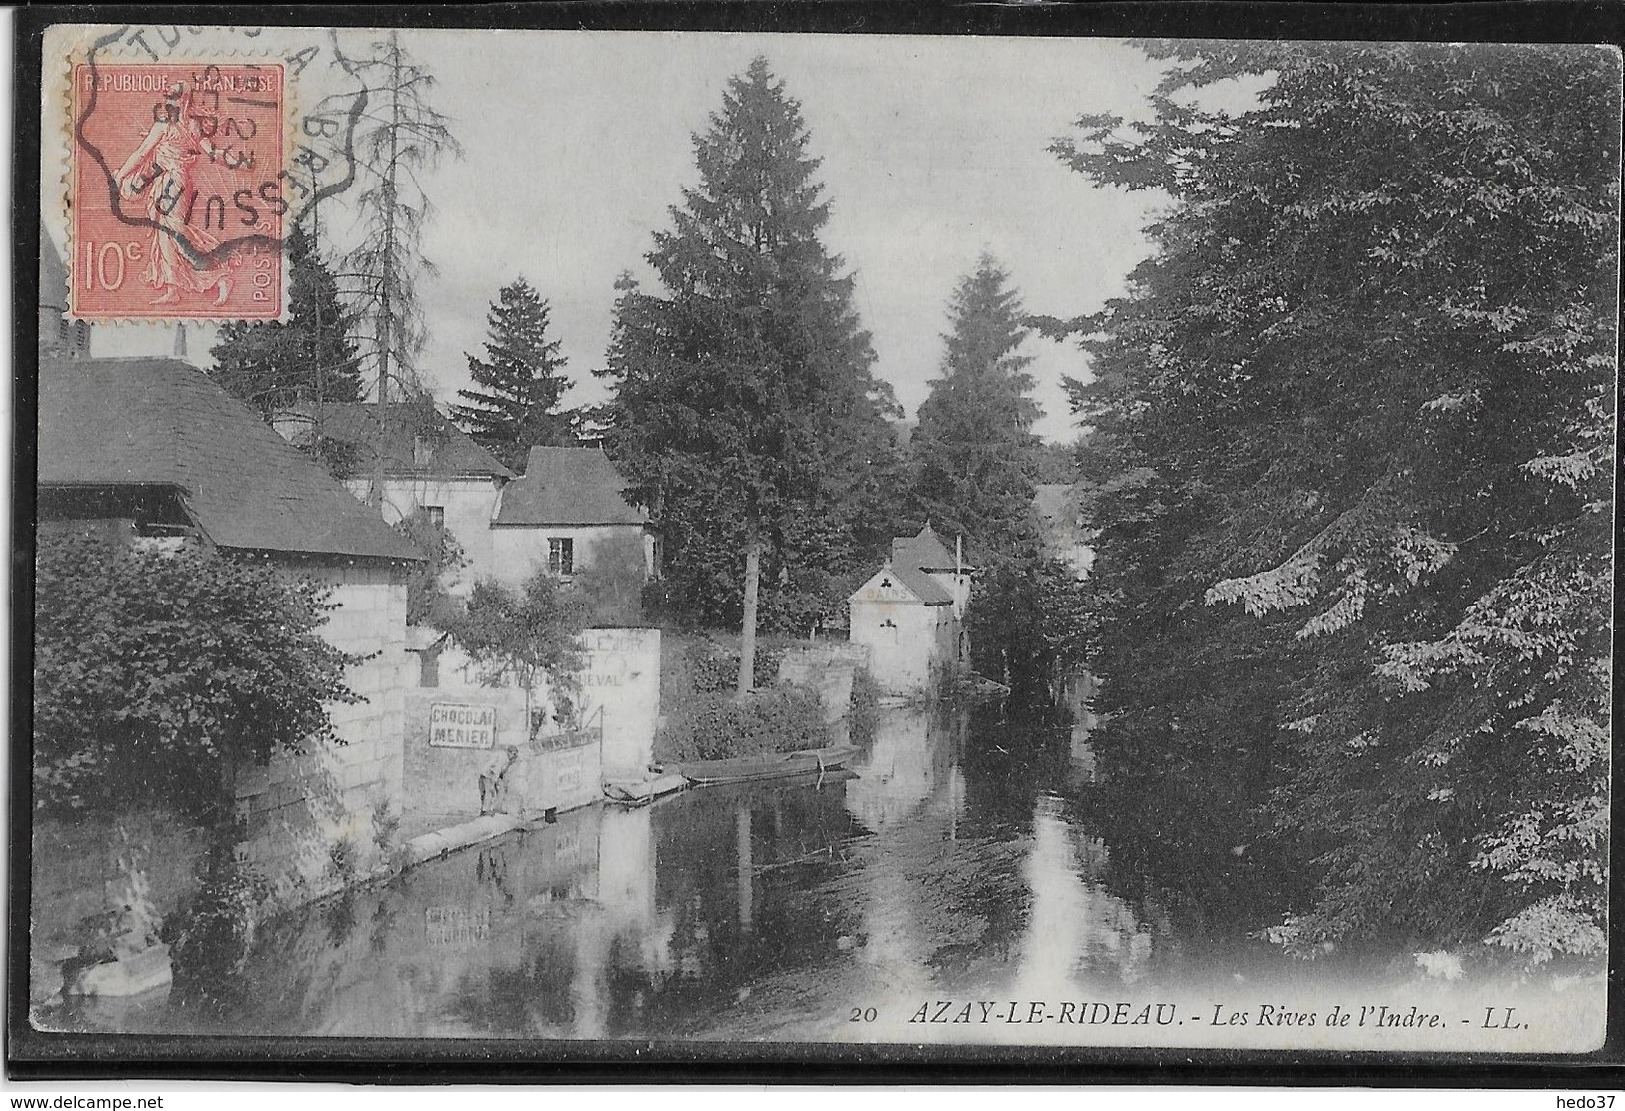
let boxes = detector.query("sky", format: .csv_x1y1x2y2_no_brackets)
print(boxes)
46,27,1175,442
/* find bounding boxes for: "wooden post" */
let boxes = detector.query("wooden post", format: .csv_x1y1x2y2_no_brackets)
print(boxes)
735,800,754,932
738,529,761,695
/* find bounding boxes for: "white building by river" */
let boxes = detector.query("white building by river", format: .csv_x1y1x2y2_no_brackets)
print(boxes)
848,525,972,694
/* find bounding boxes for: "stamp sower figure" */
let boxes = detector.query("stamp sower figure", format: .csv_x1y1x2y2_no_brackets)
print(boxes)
114,81,233,307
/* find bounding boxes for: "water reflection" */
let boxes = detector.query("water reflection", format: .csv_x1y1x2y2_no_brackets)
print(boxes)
43,694,1553,1042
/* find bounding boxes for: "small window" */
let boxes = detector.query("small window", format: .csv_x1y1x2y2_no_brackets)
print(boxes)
547,537,574,577
424,505,445,530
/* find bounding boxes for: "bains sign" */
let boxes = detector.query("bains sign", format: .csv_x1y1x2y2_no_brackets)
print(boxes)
429,703,496,749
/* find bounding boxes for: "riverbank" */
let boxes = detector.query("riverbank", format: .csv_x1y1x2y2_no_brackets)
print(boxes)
39,698,1604,1052
654,631,873,761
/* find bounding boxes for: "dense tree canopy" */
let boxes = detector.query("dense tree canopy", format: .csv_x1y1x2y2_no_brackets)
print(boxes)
447,570,586,737
598,58,903,644
210,222,364,417
34,534,361,820
911,255,1043,557
451,277,578,470
1059,41,1617,961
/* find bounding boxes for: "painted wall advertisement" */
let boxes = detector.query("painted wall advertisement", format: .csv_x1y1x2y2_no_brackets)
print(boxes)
429,703,497,749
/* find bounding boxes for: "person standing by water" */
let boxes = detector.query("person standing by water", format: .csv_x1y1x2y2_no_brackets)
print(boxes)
114,80,233,307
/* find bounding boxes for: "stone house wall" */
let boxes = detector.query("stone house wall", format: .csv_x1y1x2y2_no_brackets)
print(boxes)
778,643,870,723
231,560,413,909
489,523,657,589
343,474,502,595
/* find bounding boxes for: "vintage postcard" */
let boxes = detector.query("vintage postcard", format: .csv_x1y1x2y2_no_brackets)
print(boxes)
13,14,1618,1071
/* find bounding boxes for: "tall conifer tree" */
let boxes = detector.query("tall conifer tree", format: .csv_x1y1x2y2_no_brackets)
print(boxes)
1058,41,1617,959
910,255,1043,556
452,277,577,470
599,58,902,685
210,222,363,416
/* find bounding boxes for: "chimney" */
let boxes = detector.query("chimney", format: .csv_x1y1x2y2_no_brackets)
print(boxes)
173,322,187,359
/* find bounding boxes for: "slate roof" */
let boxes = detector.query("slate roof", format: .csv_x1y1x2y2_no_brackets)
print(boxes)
493,446,650,527
891,524,960,571
38,357,422,561
304,402,514,479
886,562,954,606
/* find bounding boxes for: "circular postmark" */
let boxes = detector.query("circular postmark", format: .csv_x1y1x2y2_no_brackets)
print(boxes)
68,24,366,320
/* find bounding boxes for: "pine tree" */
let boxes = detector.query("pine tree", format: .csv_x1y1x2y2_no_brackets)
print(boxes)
209,221,363,416
598,58,902,683
910,255,1042,556
450,278,577,470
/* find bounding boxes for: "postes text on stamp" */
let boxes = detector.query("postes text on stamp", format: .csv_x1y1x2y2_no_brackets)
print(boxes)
71,61,286,320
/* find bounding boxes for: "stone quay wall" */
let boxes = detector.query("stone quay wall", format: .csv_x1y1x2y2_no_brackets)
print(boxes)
778,643,870,723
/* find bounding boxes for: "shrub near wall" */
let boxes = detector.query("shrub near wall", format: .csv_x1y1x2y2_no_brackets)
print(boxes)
848,666,882,746
685,639,785,694
658,633,787,711
654,688,828,763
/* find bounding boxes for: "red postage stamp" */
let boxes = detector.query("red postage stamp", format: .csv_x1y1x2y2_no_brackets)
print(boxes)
70,61,286,320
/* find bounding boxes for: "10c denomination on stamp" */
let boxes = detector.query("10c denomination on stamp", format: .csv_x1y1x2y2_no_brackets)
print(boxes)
70,60,286,320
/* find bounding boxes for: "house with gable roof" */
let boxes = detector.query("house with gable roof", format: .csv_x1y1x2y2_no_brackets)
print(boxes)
274,400,516,595
848,524,973,694
489,445,661,593
37,355,425,916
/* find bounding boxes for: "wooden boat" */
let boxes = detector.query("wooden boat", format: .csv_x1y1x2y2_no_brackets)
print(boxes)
669,743,858,787
954,672,1012,700
602,772,688,807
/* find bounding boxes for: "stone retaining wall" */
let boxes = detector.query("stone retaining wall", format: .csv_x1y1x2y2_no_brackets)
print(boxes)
233,565,413,909
777,643,870,723
402,686,602,825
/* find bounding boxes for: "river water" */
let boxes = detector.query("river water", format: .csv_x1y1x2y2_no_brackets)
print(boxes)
44,698,1604,1051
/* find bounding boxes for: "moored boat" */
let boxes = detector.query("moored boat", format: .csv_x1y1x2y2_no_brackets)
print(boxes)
602,772,689,807
669,743,858,787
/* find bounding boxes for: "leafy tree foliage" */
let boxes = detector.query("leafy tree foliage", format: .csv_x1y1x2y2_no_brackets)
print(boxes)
393,506,467,627
33,533,361,820
1059,42,1617,961
597,58,904,663
210,223,364,416
654,687,827,762
451,277,579,470
969,554,1094,701
1034,440,1083,484
911,256,1043,556
446,570,587,738
570,533,653,627
209,223,364,478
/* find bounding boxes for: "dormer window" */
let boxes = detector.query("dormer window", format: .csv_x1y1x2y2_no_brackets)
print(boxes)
412,435,433,468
